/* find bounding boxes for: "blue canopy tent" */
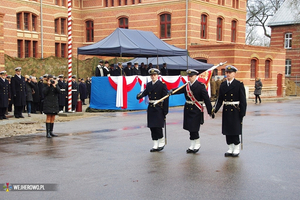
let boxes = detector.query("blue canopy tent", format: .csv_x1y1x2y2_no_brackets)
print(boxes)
124,56,213,70
77,28,188,57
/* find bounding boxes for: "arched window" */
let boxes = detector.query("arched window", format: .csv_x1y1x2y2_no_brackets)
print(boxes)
217,17,223,41
54,18,67,35
16,12,38,58
86,21,94,42
160,14,171,39
119,17,128,29
17,12,37,31
251,59,258,78
265,59,271,78
231,20,237,42
201,14,207,39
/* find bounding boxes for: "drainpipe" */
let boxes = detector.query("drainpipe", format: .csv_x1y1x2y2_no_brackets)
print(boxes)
185,0,188,50
186,0,188,69
40,0,43,59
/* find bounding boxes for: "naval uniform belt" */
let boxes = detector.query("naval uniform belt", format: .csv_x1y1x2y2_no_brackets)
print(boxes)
72,89,77,92
224,101,240,105
60,89,66,91
149,100,164,103
186,100,204,105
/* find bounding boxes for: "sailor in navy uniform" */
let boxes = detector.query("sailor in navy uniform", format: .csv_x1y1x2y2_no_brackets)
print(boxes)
112,62,125,76
0,71,9,119
71,75,79,112
11,67,26,118
160,63,169,76
136,68,169,152
213,65,247,157
57,75,67,113
171,69,212,153
132,62,141,75
124,62,133,76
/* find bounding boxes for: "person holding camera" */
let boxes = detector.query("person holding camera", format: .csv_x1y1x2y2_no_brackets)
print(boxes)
43,74,60,138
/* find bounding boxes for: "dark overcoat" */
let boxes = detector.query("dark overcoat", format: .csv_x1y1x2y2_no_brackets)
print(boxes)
254,80,262,95
79,82,87,99
215,79,247,136
160,67,169,76
111,67,125,76
58,80,67,106
139,80,169,128
85,80,91,95
25,81,34,102
132,67,141,75
32,82,40,103
176,81,212,132
0,78,9,107
124,67,132,76
11,75,26,106
72,81,78,105
38,80,44,100
43,84,60,114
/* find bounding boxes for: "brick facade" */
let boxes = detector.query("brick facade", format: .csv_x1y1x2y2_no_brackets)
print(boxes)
270,24,300,82
0,0,286,97
0,13,4,71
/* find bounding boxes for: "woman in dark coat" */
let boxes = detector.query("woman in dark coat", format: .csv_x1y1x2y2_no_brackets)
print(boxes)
254,77,262,104
79,78,87,105
25,75,34,117
43,74,60,138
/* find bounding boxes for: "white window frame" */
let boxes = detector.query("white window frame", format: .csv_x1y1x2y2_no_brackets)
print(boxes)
284,33,292,49
285,59,291,76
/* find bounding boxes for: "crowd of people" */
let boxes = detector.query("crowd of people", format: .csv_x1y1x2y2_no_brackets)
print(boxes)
0,67,92,120
95,60,169,77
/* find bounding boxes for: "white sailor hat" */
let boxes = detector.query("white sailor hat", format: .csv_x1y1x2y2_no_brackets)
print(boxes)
148,68,160,75
15,67,22,71
58,74,64,78
186,69,199,76
134,62,139,65
0,70,7,74
43,74,48,78
225,65,238,72
72,75,76,78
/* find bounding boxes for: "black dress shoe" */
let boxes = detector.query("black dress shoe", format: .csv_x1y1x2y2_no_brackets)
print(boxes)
3,116,8,119
232,153,239,157
186,148,194,153
224,152,233,157
150,148,158,152
19,115,24,118
193,148,200,153
15,116,19,118
157,146,164,152
50,133,58,137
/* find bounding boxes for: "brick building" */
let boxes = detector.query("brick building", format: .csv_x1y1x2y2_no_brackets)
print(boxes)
268,0,300,85
0,0,286,97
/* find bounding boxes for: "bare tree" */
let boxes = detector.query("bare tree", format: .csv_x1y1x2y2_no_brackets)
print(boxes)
246,0,285,45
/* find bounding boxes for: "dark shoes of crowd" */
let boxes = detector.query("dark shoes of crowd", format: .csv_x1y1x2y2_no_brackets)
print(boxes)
0,116,9,120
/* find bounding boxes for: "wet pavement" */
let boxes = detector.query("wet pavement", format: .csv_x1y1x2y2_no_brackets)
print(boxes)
1,99,300,199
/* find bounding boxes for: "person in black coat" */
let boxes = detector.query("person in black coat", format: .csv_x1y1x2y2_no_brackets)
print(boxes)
38,75,46,113
95,60,110,77
11,67,26,118
171,69,212,153
85,77,91,100
0,71,9,120
136,68,169,152
43,74,60,138
140,62,148,76
254,77,262,104
6,75,12,113
31,77,40,114
25,75,34,117
213,65,247,157
71,75,78,112
160,63,169,76
79,78,87,105
57,75,67,112
132,62,141,75
124,62,132,76
111,62,125,76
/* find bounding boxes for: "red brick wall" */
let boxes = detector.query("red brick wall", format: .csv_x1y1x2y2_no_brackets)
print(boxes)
270,24,300,77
